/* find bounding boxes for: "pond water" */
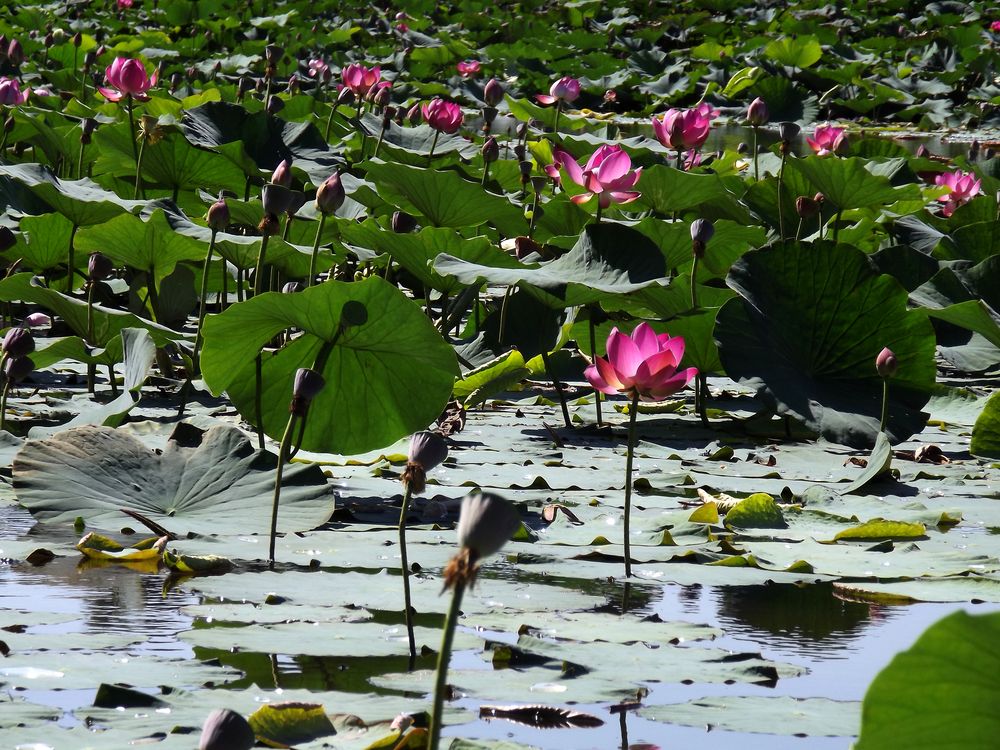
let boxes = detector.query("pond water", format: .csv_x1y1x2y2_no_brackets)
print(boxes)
3,498,996,749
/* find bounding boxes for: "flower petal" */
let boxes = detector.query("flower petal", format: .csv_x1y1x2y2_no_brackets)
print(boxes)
535,94,557,105
631,322,659,359
554,149,585,187
606,328,643,381
644,367,698,400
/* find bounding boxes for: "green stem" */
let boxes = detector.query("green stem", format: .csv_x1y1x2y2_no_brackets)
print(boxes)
833,209,843,244
145,267,160,322
324,103,337,142
481,160,490,187
255,353,265,451
126,96,138,164
193,230,217,372
777,151,788,241
696,372,708,426
77,141,86,180
595,203,603,224
66,224,78,294
541,349,571,429
133,135,146,199
498,285,514,346
399,485,417,664
268,412,298,566
690,256,699,310
253,233,272,297
307,213,327,288
752,125,759,182
427,130,440,161
588,314,602,426
553,99,562,136
428,578,467,750
879,378,889,433
623,392,639,578
795,216,804,242
0,377,10,433
373,121,388,159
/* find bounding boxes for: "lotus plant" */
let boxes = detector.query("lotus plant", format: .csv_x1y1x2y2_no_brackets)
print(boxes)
429,492,520,750
536,75,580,134
456,60,480,78
399,431,449,664
99,57,157,163
806,124,846,156
935,170,981,217
0,77,28,106
586,323,697,577
552,144,641,220
193,195,229,371
876,347,898,433
652,103,715,168
0,326,34,432
422,98,463,159
746,97,768,180
308,172,344,286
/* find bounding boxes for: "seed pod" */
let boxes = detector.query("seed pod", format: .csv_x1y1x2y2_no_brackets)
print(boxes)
402,431,448,494
481,136,499,163
456,492,520,560
778,121,800,142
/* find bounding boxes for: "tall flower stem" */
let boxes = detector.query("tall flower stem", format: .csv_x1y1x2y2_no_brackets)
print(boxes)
690,256,708,425
307,213,327,287
553,100,563,136
752,125,760,181
268,411,299,566
588,314,602,426
86,280,97,393
481,161,491,187
623,392,640,578
540,349,571,429
133,134,146,199
427,130,440,162
253,233,272,297
398,485,417,665
777,151,788,241
255,354,265,451
66,224,78,294
0,378,11,433
323,104,337,142
125,96,138,163
77,141,87,180
428,578,467,750
192,229,218,372
879,378,889,433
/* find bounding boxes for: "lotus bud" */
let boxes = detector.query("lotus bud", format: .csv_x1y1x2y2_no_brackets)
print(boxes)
83,50,96,70
402,431,448,494
747,97,768,126
170,72,183,92
7,39,23,66
286,74,300,95
24,313,50,327
3,355,34,384
457,492,520,559
2,327,34,358
43,33,54,49
337,86,355,107
198,708,255,750
282,281,304,293
915,144,929,158
795,195,820,219
516,122,528,140
481,136,499,163
315,172,345,215
373,85,391,109
382,105,396,127
483,78,504,107
72,32,82,48
237,76,253,100
405,102,421,125
266,95,284,115
80,117,97,146
264,44,283,65
271,159,292,188
690,218,714,258
778,121,800,143
88,252,114,281
261,183,293,217
207,195,230,231
0,226,14,252
392,210,416,233
876,347,898,379
518,160,532,185
290,367,325,417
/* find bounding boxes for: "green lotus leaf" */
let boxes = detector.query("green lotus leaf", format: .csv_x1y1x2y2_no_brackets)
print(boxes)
201,277,458,454
641,696,860,737
971,390,1000,458
248,702,336,746
840,431,894,495
724,493,786,529
790,156,921,211
765,35,823,68
715,241,937,447
856,611,1000,749
12,422,334,536
634,164,745,216
2,212,75,274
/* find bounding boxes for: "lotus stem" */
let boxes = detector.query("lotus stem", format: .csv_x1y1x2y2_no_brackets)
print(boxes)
498,285,514,345
373,120,388,159
268,412,298,566
253,233,272,297
255,354,265,451
428,577,466,750
77,141,86,180
588,314,602,426
594,202,603,225
126,96,138,164
833,209,843,244
777,150,787,241
0,373,10,433
481,160,490,187
398,485,417,665
553,99,562,136
427,130,440,161
145,266,160,322
307,213,327,288
879,378,889,434
192,229,218,372
795,216,804,242
323,104,337,142
66,224,78,294
752,125,760,182
676,147,683,170
623,392,639,578
133,135,146,199
86,280,97,393
540,349,571,429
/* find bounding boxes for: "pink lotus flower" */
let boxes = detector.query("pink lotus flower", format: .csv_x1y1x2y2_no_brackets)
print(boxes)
341,63,382,97
585,322,697,402
117,0,133,8
806,124,845,156
991,20,1000,31
421,98,463,133
536,76,580,105
934,169,981,217
98,57,157,101
308,59,331,82
456,60,480,78
651,107,713,151
553,144,642,208
0,77,28,105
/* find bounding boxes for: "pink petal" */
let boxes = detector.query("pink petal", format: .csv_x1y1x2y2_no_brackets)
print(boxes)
588,358,623,394
570,192,594,204
608,191,641,204
606,328,643,381
536,94,557,105
554,149,585,187
594,148,630,184
656,334,685,364
98,87,123,101
644,367,698,400
631,322,658,358
584,144,614,172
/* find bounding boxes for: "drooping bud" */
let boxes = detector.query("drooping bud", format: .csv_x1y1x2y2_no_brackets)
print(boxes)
392,210,416,233
2,327,34,358
336,86,355,107
88,252,114,281
795,195,820,219
270,158,292,187
261,183,293,216
290,367,325,417
207,195,230,231
264,44,283,65
198,708,255,750
690,218,714,259
3,355,34,384
315,172,345,215
876,347,898,379
483,78,504,107
746,97,768,126
406,102,421,126
373,85,391,109
266,95,284,115
402,431,448,495
481,136,499,163
778,121,800,142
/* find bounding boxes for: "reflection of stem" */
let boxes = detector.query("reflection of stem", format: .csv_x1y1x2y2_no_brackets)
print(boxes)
696,373,708,426
307,213,327,287
541,349,571,429
879,378,889,433
399,485,417,665
268,412,298,566
429,578,466,750
623,392,639,578
589,314,602,426
193,229,217,372
618,707,629,749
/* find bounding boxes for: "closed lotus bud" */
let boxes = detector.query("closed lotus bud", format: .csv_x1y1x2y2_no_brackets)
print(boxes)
402,430,448,494
72,32,82,47
337,86,355,107
392,210,416,233
282,281,304,293
271,159,292,187
207,195,230,231
88,252,114,281
915,145,929,158
7,39,23,66
456,492,520,560
315,172,345,215
406,102,421,125
481,136,499,163
286,74,300,95
261,183,293,216
795,195,820,219
198,708,255,750
778,121,800,142
290,367,325,417
80,117,97,146
3,355,34,384
83,50,96,70
876,347,898,378
690,218,714,258
0,226,14,252
516,122,527,139
746,97,768,126
483,78,504,107
24,313,51,327
170,72,183,92
237,76,253,99
373,85,391,108
264,44,283,65
266,95,284,115
2,326,34,358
